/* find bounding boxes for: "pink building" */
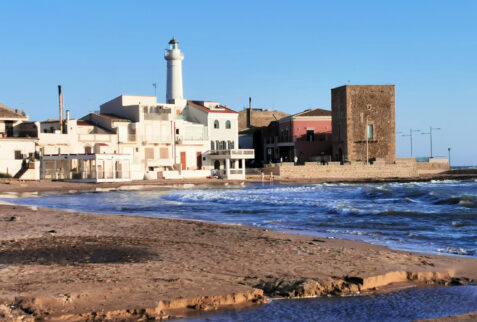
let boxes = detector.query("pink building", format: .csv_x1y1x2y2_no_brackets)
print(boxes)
264,108,332,163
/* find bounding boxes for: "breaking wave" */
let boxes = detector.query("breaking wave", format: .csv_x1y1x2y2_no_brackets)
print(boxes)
6,179,477,257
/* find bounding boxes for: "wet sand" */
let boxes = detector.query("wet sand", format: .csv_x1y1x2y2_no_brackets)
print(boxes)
1,180,477,320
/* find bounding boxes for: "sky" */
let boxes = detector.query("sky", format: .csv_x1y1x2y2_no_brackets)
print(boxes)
0,1,476,165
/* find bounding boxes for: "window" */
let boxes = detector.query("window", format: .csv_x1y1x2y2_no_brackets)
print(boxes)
225,120,231,129
367,124,374,139
216,140,220,150
211,141,215,150
14,150,22,160
228,140,234,149
176,129,180,135
145,148,155,160
214,120,219,129
160,148,169,159
306,130,314,142
221,141,226,150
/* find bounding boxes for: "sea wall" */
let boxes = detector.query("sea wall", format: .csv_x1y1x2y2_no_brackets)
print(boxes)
264,158,449,180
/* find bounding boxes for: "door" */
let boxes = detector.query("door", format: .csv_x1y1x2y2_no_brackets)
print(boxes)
180,152,186,170
196,152,202,170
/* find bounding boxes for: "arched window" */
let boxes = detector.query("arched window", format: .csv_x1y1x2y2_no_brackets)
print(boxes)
214,120,219,129
225,120,231,129
211,141,215,150
228,141,234,149
216,140,220,150
221,141,226,150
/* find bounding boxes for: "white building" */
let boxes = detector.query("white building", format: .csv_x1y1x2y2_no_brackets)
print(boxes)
2,38,253,181
0,103,37,178
92,38,253,180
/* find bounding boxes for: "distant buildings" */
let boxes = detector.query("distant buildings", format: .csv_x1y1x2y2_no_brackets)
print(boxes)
0,38,254,181
239,105,332,165
238,85,397,166
0,38,400,181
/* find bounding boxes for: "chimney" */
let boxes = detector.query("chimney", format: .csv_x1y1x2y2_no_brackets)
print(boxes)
66,110,70,134
247,97,252,128
58,85,64,133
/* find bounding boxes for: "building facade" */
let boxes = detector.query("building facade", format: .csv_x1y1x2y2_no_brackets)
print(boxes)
262,108,332,164
331,85,396,163
0,103,36,177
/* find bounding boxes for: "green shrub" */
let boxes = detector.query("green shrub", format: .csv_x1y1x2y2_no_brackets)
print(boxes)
0,172,12,179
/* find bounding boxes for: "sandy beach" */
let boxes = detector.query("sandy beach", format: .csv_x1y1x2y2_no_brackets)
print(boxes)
1,180,477,321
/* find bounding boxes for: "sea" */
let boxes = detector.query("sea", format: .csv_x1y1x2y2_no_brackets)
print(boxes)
4,179,477,321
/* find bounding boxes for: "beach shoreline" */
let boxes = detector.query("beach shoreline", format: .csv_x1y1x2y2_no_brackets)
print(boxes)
1,180,477,320
1,168,476,196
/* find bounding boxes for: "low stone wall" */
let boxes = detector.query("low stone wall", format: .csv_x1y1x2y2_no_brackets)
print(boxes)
416,158,450,175
264,158,449,180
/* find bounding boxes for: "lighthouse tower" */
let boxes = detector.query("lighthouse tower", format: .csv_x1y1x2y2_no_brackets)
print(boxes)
164,38,184,103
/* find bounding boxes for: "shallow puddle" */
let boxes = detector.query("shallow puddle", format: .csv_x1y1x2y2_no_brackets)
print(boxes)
178,285,477,322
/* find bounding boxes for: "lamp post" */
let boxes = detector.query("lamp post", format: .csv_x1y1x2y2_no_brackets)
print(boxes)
400,128,420,157
421,126,440,158
152,83,157,98
448,147,451,167
366,115,368,164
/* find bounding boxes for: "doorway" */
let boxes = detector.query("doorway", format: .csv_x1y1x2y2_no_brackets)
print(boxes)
180,152,186,170
196,152,202,169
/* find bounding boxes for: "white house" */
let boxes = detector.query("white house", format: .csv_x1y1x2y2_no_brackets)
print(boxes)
2,38,253,181
0,103,37,178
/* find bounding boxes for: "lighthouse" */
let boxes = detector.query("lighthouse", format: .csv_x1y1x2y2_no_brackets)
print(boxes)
164,38,184,103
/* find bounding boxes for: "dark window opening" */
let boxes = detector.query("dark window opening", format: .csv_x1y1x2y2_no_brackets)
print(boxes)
307,130,314,142
14,150,22,160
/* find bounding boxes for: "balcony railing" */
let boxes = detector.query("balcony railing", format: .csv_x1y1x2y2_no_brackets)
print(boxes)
209,149,255,156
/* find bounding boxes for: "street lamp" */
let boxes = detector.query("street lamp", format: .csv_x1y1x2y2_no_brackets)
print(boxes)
400,128,420,157
421,126,441,158
448,147,451,167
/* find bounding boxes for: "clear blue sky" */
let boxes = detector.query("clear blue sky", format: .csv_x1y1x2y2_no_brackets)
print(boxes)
1,1,476,165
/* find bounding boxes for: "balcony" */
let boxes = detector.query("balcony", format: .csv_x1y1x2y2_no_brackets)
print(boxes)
209,149,255,160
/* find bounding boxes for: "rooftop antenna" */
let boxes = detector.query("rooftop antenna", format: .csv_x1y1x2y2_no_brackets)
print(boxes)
153,83,157,98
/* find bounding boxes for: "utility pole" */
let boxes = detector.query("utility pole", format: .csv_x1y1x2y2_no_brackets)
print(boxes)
400,128,420,157
421,126,441,158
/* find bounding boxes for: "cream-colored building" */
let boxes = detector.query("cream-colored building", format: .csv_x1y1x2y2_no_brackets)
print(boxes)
2,38,253,181
87,38,253,180
0,103,37,178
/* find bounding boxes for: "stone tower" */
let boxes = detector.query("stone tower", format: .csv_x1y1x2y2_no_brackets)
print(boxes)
164,38,184,103
331,85,396,163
